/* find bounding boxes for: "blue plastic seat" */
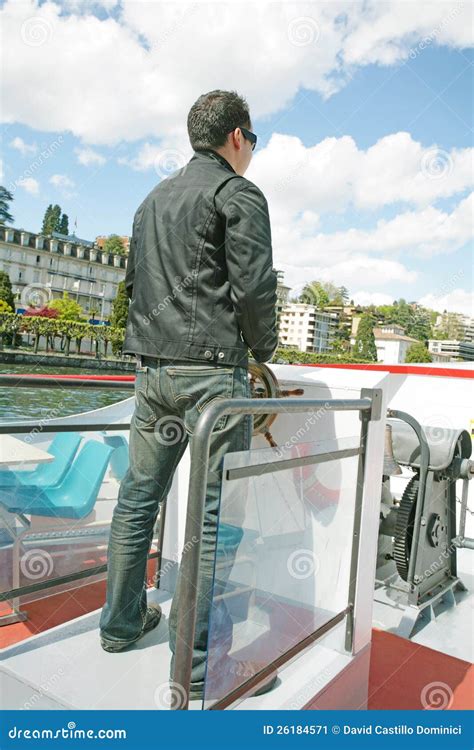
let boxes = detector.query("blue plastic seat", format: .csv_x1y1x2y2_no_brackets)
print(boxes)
101,433,129,481
0,440,113,519
0,432,82,489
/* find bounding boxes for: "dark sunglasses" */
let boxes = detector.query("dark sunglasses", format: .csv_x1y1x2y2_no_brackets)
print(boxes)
232,125,257,151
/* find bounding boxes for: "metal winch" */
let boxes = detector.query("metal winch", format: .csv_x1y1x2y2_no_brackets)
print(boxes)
376,409,473,637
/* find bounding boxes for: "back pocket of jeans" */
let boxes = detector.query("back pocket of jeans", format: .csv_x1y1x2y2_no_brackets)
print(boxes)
167,367,234,433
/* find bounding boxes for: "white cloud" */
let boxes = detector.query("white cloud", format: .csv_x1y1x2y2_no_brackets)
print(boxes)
1,0,471,146
61,0,118,12
118,138,192,173
351,291,399,307
50,174,75,189
17,177,39,195
9,136,37,156
247,132,473,217
75,146,106,166
342,0,472,67
418,289,474,318
49,173,76,198
271,193,472,272
269,193,471,296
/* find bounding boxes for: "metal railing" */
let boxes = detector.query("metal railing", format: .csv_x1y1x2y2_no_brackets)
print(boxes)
173,388,382,709
0,381,383,710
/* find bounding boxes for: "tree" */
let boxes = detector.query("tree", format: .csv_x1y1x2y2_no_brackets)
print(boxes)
407,307,432,342
47,292,84,321
405,342,432,363
0,186,14,225
352,314,377,361
433,311,464,340
103,234,127,255
111,281,129,328
0,271,15,311
330,319,350,355
41,204,53,234
299,281,330,308
338,286,350,305
41,204,62,235
59,213,69,235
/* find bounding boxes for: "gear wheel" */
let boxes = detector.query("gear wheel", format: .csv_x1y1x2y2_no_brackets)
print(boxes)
393,473,419,581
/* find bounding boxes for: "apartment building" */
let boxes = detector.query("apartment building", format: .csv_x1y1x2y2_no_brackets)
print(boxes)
279,302,338,353
428,339,474,362
276,270,291,328
0,226,127,321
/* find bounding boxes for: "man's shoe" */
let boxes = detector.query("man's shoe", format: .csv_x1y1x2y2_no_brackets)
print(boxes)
100,604,162,653
188,658,278,702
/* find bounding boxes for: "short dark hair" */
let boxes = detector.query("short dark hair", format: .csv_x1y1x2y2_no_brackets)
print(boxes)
187,90,251,151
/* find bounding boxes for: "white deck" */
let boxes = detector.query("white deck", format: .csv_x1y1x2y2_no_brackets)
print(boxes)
0,588,356,711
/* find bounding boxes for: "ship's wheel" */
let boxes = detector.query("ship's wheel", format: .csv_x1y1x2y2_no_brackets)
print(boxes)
393,473,419,581
247,361,304,445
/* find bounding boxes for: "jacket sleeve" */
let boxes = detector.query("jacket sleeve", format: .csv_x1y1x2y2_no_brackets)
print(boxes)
124,204,144,300
220,182,278,363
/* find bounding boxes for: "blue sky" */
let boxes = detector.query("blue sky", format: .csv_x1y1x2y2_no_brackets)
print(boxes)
1,0,473,315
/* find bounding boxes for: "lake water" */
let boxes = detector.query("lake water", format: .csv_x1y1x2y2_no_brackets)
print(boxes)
0,362,132,423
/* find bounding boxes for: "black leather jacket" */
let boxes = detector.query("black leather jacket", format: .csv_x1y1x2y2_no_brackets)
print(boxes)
122,149,278,367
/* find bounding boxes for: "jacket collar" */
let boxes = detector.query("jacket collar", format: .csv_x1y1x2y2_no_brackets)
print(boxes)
193,148,236,174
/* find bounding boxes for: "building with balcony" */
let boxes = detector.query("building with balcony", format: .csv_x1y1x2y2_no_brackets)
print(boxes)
428,338,474,362
278,302,338,353
0,226,127,321
275,270,291,330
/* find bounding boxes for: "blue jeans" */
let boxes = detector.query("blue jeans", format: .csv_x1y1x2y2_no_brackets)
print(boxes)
99,357,252,691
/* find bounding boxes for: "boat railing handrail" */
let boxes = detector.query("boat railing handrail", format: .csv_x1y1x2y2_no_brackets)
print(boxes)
173,390,382,710
0,374,135,389
0,551,159,604
0,422,131,434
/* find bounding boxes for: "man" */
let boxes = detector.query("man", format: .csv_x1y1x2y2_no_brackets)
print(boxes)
99,90,278,701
